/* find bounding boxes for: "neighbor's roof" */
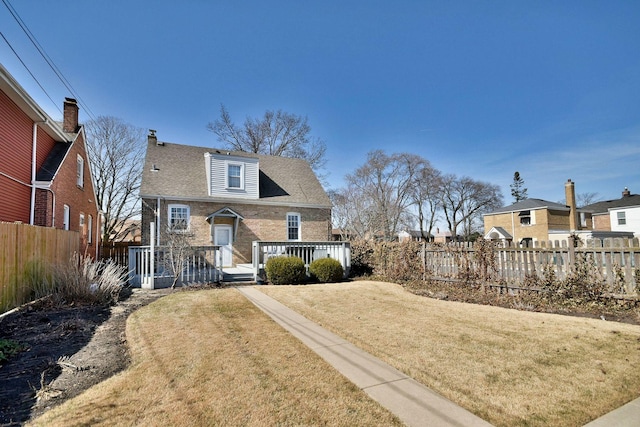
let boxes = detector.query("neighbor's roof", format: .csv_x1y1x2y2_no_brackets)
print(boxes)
140,140,331,208
581,193,640,214
485,198,572,215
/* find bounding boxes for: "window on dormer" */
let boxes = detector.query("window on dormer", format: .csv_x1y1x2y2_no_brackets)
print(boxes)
227,163,243,189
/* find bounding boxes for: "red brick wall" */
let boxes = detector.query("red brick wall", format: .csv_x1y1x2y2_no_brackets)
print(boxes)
49,132,100,257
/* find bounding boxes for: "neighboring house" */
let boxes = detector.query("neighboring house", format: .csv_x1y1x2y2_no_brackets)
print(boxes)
398,230,432,242
433,228,453,243
0,64,100,257
484,180,594,245
139,133,332,267
109,219,141,243
582,188,640,238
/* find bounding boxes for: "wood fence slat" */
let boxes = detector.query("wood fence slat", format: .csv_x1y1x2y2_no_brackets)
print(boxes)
1,222,80,313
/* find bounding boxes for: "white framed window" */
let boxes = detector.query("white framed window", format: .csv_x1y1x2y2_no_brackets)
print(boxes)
77,155,84,188
80,213,85,237
63,205,70,230
88,215,93,244
287,212,301,241
168,204,190,231
617,211,626,225
227,163,244,189
519,210,531,226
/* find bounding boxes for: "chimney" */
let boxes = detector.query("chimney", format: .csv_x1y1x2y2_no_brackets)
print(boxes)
565,179,578,231
622,187,631,197
63,98,79,133
148,129,162,146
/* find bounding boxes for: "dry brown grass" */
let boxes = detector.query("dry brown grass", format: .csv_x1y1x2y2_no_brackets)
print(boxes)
260,281,640,427
29,289,402,427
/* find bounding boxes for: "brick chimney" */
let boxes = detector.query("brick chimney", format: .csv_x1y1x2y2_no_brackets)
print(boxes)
622,187,631,197
148,129,162,146
63,98,79,133
565,179,578,231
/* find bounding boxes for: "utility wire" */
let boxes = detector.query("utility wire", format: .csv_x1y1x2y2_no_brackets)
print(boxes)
1,0,97,122
0,31,62,116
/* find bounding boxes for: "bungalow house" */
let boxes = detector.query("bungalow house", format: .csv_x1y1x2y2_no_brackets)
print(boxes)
582,188,640,238
0,64,100,256
139,132,333,270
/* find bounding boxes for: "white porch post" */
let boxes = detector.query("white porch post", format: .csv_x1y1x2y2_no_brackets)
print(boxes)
142,221,156,289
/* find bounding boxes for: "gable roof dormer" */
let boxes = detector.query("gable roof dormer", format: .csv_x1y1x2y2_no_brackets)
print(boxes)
204,151,259,199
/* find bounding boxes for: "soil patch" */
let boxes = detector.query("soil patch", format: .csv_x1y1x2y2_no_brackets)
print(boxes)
0,288,171,426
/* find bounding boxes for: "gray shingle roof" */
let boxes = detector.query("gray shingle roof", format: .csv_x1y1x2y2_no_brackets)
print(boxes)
486,198,571,215
140,140,331,208
582,194,640,214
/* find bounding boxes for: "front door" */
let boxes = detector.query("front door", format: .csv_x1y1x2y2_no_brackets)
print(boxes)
214,225,233,267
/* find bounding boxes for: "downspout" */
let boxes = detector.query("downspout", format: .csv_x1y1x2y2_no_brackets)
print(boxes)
156,197,161,246
30,121,42,225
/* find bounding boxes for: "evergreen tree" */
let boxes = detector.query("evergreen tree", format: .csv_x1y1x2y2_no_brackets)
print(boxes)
510,171,528,203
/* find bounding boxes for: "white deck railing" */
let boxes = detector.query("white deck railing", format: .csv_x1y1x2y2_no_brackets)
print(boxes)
252,241,351,282
128,245,221,288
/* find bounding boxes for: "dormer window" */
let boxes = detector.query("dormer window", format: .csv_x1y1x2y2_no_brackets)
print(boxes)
227,163,244,189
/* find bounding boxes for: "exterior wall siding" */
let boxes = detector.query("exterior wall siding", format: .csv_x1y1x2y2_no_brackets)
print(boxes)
207,153,259,199
0,87,56,223
142,197,331,266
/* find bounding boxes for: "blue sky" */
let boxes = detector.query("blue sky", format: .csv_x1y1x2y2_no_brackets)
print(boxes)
1,1,639,205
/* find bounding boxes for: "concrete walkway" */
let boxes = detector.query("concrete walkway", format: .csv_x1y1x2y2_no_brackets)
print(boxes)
237,286,492,427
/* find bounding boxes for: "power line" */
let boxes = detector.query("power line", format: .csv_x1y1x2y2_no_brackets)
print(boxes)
1,0,97,122
0,31,62,116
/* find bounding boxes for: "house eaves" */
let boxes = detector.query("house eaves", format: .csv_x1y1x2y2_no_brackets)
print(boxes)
0,63,69,142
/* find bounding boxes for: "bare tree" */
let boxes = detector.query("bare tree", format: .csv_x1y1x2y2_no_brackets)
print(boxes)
207,104,327,173
576,192,601,207
440,175,503,241
410,164,442,241
160,230,195,289
84,116,146,243
343,151,427,240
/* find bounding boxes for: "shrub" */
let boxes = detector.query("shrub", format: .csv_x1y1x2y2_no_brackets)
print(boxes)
48,255,127,305
309,258,344,283
265,256,307,285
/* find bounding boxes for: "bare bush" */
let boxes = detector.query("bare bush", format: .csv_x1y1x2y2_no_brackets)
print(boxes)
47,255,126,305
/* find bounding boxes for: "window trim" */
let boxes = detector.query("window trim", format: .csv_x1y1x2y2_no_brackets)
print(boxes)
617,211,626,226
88,215,93,244
63,204,70,230
287,212,301,241
167,204,190,232
77,155,84,188
226,162,244,190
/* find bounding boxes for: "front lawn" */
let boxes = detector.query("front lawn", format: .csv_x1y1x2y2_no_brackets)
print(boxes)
260,281,640,427
30,289,402,426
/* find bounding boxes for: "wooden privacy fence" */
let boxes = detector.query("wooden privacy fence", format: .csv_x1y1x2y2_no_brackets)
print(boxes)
0,222,79,313
423,238,640,294
100,241,139,266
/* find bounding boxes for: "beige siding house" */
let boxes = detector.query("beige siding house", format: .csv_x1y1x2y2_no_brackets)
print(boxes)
140,132,332,268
